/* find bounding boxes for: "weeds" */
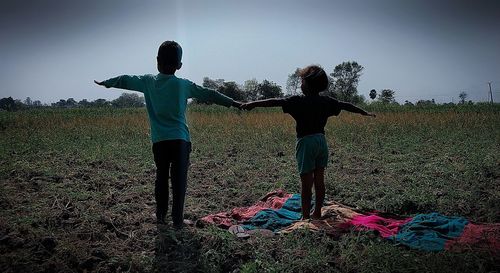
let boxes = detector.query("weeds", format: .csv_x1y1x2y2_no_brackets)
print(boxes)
0,106,498,272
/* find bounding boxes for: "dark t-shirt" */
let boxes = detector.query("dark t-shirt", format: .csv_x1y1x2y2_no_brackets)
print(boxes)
281,95,342,138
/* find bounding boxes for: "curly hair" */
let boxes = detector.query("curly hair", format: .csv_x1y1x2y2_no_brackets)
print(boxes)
298,65,329,94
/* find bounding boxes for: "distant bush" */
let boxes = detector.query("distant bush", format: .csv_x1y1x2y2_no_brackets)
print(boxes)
364,101,500,113
0,97,24,111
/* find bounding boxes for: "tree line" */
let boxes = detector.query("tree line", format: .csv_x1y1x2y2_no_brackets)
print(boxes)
1,60,476,111
0,93,146,111
199,77,283,103
0,77,286,111
202,62,400,105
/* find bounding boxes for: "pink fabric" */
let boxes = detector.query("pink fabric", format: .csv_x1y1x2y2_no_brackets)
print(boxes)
201,189,293,228
348,214,413,238
445,223,500,253
200,212,234,228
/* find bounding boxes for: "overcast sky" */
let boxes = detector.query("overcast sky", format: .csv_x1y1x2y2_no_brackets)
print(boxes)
1,0,499,103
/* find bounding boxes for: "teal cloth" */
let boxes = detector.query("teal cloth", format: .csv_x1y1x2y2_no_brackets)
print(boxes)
101,74,235,143
390,213,468,251
243,194,314,231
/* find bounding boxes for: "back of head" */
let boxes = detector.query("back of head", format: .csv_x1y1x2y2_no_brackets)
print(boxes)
157,41,183,71
299,65,328,94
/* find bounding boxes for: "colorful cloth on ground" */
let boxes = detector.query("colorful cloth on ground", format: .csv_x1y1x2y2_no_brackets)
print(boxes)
281,202,361,237
201,190,500,253
389,213,468,251
242,194,303,231
200,190,292,228
444,223,500,254
349,214,413,238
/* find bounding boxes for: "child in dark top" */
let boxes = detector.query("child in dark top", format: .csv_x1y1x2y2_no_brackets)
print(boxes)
95,41,242,228
242,65,375,219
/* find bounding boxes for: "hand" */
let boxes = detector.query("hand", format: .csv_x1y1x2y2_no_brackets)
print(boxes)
232,101,243,110
94,80,107,87
241,103,256,111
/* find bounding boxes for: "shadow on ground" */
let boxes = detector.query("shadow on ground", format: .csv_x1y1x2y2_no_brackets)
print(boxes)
154,224,203,273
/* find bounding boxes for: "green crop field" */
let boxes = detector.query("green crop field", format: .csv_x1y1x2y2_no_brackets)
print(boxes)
0,104,499,272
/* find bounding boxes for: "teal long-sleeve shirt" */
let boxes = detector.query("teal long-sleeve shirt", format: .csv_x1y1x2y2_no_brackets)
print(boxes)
101,73,236,143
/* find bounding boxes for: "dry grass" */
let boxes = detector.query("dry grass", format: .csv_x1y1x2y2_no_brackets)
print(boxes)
0,106,499,272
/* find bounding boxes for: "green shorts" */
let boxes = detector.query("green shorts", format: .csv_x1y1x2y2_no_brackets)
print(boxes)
295,133,329,175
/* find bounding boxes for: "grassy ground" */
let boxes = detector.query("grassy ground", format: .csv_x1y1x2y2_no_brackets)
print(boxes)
0,105,499,272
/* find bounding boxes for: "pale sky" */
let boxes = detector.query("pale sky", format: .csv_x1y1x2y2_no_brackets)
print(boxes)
1,0,499,104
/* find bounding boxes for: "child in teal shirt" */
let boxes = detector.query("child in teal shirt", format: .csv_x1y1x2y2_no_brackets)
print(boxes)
242,65,375,219
95,41,241,228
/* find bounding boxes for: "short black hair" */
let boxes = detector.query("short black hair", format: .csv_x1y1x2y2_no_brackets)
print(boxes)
299,65,328,94
157,41,182,67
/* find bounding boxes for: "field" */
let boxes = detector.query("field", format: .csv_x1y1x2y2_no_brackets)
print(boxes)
0,105,499,272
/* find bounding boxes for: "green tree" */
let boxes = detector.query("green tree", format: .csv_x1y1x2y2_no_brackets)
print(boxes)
378,89,396,103
78,99,91,107
243,79,259,101
258,80,283,99
459,91,467,104
112,93,145,108
218,81,246,102
199,77,245,103
329,61,364,103
52,99,67,107
0,97,19,111
286,68,301,96
52,98,78,108
66,98,77,108
404,100,414,106
416,99,436,106
202,77,225,90
91,98,111,107
24,97,32,106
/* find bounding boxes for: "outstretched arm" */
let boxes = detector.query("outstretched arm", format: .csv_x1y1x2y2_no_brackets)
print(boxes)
339,101,376,117
242,98,284,110
190,84,242,109
94,80,105,86
94,75,146,92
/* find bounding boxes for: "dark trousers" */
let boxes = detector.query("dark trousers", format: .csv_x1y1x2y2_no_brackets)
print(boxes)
152,139,191,225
